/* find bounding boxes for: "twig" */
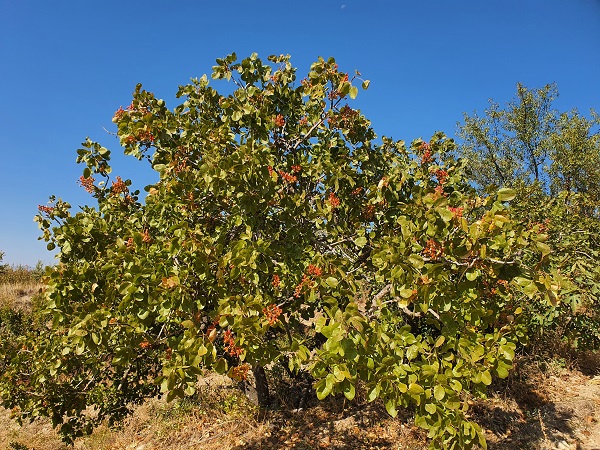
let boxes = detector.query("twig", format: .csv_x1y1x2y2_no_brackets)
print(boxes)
292,115,326,151
102,125,118,136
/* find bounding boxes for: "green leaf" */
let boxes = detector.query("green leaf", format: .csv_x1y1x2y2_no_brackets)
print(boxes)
496,362,510,378
355,236,367,248
434,385,445,401
437,207,454,223
333,365,345,382
466,269,480,281
536,241,551,256
367,383,381,402
523,282,538,299
214,358,228,374
342,381,356,400
406,344,420,360
385,399,398,417
315,378,332,400
499,344,515,360
408,254,424,269
400,287,416,299
480,370,492,386
425,403,437,414
349,85,359,99
325,277,339,288
361,80,370,90
497,188,516,202
449,379,462,392
408,383,424,395
232,110,242,122
434,335,445,348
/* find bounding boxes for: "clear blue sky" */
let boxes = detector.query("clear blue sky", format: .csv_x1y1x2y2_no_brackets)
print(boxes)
1,0,599,266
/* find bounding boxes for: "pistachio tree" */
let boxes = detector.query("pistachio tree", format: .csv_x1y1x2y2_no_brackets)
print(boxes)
1,54,559,449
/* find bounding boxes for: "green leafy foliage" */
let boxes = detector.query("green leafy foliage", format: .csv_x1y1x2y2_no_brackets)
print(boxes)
457,84,600,349
0,55,560,449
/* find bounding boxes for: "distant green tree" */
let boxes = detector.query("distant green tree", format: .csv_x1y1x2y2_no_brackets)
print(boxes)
457,84,600,348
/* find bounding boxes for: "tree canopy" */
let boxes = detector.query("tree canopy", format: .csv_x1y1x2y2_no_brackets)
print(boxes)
0,54,561,450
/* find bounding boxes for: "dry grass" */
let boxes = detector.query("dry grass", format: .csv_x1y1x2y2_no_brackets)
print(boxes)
0,282,41,310
1,374,428,450
0,265,43,311
2,355,600,450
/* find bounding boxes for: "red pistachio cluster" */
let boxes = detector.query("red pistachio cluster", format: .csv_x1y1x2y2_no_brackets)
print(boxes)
420,142,433,164
535,219,550,233
111,176,128,195
123,131,154,145
327,105,358,129
205,315,220,340
125,102,149,114
328,192,340,208
37,205,54,215
294,264,323,298
113,106,126,122
328,89,342,100
423,239,443,259
268,165,301,184
223,329,243,357
230,363,251,381
294,275,310,298
274,114,286,127
435,169,449,185
449,206,464,219
300,78,312,88
279,170,297,183
497,279,509,289
307,264,323,276
137,130,155,143
272,274,281,288
141,229,152,244
171,155,188,175
363,204,376,220
263,304,283,325
78,175,96,194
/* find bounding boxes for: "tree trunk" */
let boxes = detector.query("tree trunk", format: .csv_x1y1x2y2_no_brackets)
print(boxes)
252,364,271,407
